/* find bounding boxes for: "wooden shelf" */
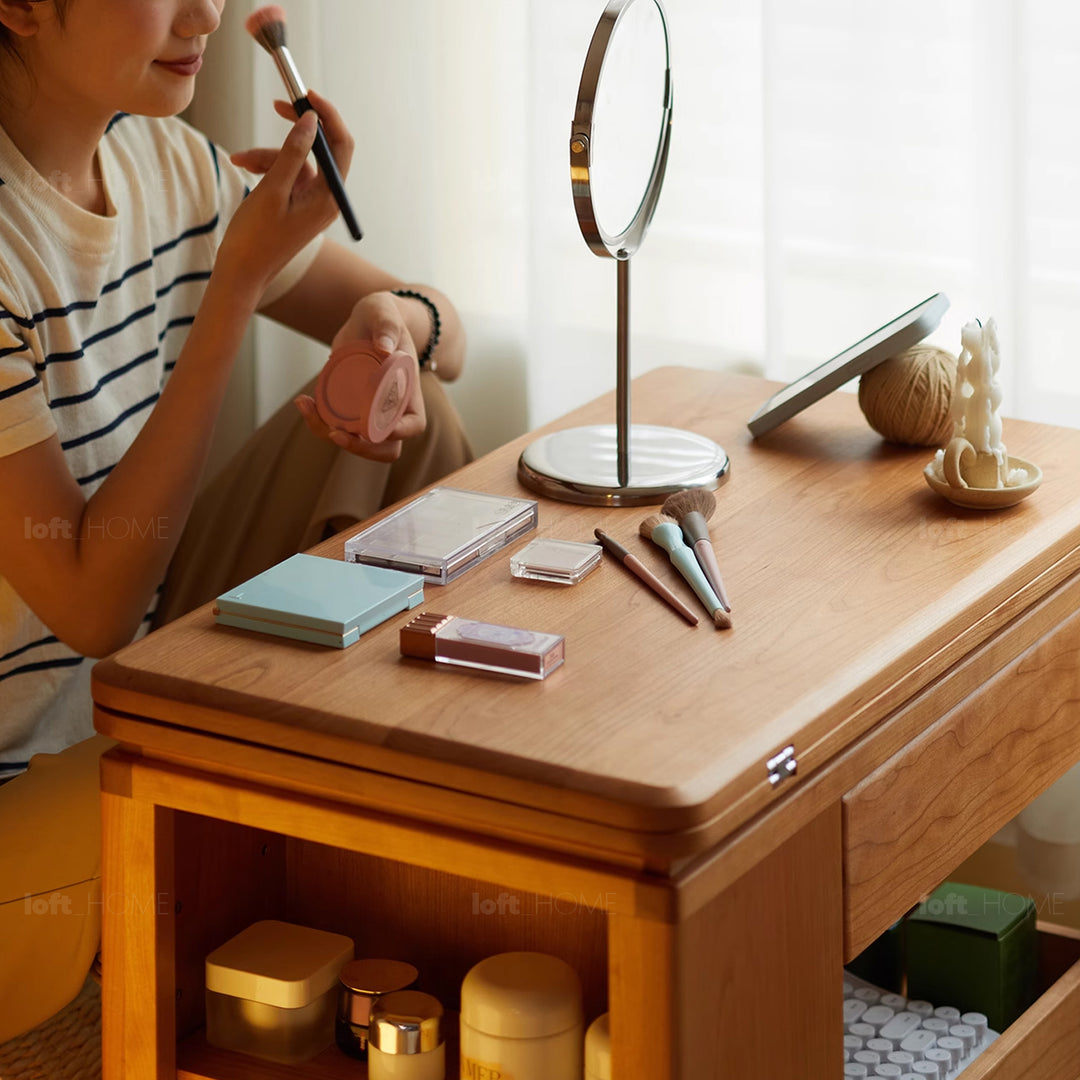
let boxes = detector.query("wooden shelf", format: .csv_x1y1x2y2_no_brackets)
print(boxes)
178,1034,363,1080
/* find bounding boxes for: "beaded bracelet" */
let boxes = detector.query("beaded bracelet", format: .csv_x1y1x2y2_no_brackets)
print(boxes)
392,289,441,372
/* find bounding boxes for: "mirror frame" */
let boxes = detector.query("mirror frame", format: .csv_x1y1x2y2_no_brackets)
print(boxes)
570,0,673,260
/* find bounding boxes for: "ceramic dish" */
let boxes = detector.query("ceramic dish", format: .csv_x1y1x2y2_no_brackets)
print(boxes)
923,456,1042,509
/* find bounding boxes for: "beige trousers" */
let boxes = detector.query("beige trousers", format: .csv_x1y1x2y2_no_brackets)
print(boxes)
152,371,474,623
0,372,473,1042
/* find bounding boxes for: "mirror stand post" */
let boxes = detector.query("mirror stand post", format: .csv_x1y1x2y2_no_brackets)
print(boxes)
616,257,631,488
517,253,729,503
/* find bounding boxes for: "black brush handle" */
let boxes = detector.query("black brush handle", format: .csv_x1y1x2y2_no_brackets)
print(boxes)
294,96,363,241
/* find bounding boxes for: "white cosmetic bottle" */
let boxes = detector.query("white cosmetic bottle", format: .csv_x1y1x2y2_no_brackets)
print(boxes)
460,952,583,1080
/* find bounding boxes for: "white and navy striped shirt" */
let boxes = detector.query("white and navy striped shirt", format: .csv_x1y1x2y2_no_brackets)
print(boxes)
0,113,319,774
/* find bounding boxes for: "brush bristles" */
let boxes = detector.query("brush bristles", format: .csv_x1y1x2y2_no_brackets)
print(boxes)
662,487,717,523
639,512,674,538
246,5,288,51
713,607,733,630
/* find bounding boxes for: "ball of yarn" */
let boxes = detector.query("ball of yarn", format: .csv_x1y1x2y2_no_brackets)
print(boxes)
858,344,957,447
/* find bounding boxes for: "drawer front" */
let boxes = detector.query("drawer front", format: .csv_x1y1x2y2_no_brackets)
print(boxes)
843,605,1080,959
963,925,1080,1080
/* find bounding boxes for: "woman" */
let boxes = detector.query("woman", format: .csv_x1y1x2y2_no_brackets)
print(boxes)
0,0,471,1039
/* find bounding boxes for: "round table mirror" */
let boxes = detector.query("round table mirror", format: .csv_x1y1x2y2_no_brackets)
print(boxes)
518,0,728,506
583,0,669,254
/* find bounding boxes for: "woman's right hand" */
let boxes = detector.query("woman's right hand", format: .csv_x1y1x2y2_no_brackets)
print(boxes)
217,90,355,297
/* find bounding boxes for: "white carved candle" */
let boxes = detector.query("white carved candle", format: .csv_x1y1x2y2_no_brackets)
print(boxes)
925,316,1041,504
955,319,1005,456
943,318,1008,488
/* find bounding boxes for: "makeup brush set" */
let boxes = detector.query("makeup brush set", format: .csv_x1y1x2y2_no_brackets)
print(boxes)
596,488,732,630
641,488,731,629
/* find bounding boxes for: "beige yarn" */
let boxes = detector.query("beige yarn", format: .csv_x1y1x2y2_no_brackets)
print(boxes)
858,344,957,447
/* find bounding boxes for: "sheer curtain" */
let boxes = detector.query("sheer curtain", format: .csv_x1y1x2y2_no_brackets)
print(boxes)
188,0,1080,890
191,0,1080,457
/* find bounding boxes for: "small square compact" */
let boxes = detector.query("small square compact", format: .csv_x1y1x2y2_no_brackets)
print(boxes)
315,341,415,443
509,538,601,585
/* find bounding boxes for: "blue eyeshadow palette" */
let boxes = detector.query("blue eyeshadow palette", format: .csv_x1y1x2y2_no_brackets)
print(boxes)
214,553,424,648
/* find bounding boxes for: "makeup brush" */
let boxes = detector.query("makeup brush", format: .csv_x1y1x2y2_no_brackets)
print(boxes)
246,5,363,241
661,488,731,612
639,513,732,630
594,528,699,626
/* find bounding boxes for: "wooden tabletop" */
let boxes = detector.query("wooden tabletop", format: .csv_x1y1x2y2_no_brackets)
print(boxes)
93,368,1080,850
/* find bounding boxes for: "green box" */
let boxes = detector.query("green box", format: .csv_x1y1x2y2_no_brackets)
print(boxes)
906,881,1037,1031
847,919,905,993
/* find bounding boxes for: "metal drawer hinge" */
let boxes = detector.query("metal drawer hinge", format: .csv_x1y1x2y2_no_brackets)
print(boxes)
767,745,797,788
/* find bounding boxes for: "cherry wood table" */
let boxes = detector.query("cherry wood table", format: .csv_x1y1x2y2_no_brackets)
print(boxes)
93,368,1080,1079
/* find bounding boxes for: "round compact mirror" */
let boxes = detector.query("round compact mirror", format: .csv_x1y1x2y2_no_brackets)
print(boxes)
519,0,728,506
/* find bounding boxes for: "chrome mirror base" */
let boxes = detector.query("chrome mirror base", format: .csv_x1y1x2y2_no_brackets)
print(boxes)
517,423,728,507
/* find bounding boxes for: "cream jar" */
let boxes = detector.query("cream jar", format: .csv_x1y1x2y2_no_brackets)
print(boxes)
204,920,354,1064
460,951,583,1080
367,990,445,1080
585,1012,611,1080
335,958,419,1059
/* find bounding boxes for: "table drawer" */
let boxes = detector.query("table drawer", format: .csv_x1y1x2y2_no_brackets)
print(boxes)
843,604,1080,959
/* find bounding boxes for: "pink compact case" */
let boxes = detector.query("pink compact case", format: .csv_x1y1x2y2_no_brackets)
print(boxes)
315,342,415,444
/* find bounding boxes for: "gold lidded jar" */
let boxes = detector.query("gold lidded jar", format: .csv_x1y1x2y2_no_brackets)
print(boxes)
367,990,445,1080
335,958,419,1059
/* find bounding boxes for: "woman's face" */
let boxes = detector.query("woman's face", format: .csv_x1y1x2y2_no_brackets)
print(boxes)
23,0,226,123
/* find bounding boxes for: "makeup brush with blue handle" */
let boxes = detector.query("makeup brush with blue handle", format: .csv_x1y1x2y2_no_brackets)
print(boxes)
661,487,732,612
639,513,732,629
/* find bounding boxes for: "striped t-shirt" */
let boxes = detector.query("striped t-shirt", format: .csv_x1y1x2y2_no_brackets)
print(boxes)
0,113,320,774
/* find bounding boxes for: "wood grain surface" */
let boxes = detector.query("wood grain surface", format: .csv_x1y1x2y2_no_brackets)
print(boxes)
92,368,1080,843
844,600,1080,956
672,804,843,1077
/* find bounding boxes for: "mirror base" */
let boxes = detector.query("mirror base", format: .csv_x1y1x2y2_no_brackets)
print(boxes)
517,424,729,507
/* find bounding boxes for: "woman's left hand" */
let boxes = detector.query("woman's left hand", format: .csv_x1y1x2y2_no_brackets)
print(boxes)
294,291,427,462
